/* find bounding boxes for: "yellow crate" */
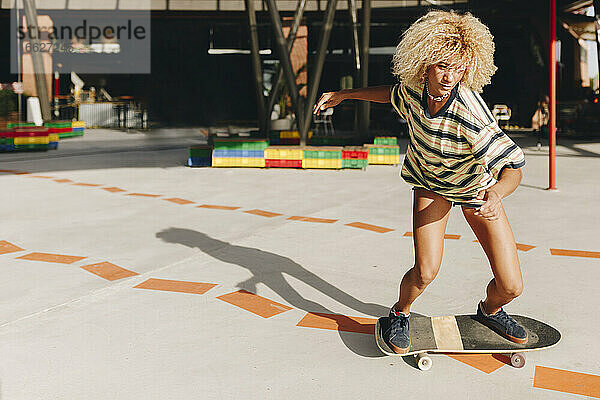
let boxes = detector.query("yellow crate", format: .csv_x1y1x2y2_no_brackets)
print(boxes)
368,154,400,165
302,158,342,169
72,121,86,128
49,134,59,142
264,146,304,160
212,157,265,168
280,130,313,139
14,136,50,145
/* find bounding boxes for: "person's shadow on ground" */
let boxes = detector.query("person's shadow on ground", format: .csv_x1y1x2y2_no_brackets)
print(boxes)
156,227,391,357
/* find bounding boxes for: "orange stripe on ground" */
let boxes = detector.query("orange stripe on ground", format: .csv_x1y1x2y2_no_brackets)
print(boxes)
17,252,86,264
0,240,25,255
296,312,376,335
73,183,102,187
127,193,162,198
216,290,292,318
81,262,139,281
0,169,19,173
244,209,283,218
446,354,507,374
12,171,30,175
27,175,54,179
197,204,240,210
134,278,217,295
346,222,393,233
102,187,126,193
54,179,73,183
534,366,600,398
288,216,338,224
474,240,536,252
163,198,195,205
405,232,460,239
550,248,600,259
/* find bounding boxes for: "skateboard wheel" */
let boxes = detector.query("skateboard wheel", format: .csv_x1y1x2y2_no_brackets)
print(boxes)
415,354,432,371
510,352,526,368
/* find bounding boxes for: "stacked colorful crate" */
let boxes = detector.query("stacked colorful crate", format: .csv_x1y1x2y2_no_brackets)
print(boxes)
269,130,312,145
366,144,401,165
342,146,369,169
187,145,213,167
264,146,303,168
72,121,85,137
45,121,73,139
0,127,50,152
302,146,343,169
7,122,36,129
374,136,398,146
211,138,267,168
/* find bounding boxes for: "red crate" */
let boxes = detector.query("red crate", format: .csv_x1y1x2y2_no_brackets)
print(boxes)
1,129,49,138
265,159,303,168
342,147,368,159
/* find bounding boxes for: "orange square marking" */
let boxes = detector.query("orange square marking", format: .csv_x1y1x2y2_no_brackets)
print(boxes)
73,183,102,187
474,240,536,252
550,248,600,259
17,252,86,264
197,204,240,210
163,198,195,205
244,209,283,218
446,354,507,374
346,222,393,233
54,179,73,183
405,232,460,239
534,366,600,398
102,187,126,193
216,290,292,318
134,278,217,295
127,193,162,198
296,312,376,335
0,240,25,255
288,216,338,224
81,262,139,281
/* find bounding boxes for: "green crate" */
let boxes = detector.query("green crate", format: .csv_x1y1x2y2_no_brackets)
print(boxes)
7,122,36,129
374,137,398,146
44,121,72,128
0,138,14,145
343,159,368,169
213,139,269,151
310,136,353,146
367,146,400,156
14,144,49,151
304,149,342,159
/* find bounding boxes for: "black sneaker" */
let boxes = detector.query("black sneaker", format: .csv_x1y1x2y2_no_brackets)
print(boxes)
476,301,528,344
383,309,410,354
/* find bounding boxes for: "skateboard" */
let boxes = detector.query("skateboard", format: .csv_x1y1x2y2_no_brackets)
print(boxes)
375,314,561,371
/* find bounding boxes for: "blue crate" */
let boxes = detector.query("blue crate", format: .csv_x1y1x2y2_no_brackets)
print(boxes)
48,142,59,150
0,145,15,152
187,157,212,167
212,149,264,158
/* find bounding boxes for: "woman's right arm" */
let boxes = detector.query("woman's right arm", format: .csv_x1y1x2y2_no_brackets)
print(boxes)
313,85,392,115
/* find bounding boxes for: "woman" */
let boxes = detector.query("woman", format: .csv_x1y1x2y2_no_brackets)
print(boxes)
314,10,527,354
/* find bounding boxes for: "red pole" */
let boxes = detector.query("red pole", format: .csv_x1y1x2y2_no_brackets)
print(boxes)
548,0,557,190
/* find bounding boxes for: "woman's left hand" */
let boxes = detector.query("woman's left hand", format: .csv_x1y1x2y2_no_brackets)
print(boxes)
474,188,502,221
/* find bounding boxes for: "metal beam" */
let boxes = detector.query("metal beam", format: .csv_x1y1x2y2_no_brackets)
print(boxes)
358,0,371,140
348,0,360,71
245,0,267,135
266,0,305,135
23,0,51,122
265,0,307,133
549,0,557,190
301,0,339,145
594,0,600,85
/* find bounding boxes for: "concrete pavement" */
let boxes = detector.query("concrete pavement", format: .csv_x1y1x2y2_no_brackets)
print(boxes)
0,129,599,399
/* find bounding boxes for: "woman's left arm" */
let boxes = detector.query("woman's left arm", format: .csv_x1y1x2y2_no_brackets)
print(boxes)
474,168,523,220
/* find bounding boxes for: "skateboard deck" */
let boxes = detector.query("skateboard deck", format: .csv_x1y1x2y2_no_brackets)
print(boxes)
375,314,560,369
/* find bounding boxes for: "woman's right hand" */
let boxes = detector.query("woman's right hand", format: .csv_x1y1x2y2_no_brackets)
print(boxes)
313,91,346,115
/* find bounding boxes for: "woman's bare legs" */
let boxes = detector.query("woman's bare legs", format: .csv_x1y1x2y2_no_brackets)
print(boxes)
461,205,523,314
392,188,452,314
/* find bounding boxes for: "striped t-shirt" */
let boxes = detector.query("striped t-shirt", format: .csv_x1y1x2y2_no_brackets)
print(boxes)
390,81,525,207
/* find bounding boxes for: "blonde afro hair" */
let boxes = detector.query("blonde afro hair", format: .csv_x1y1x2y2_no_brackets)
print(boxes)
391,10,497,93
